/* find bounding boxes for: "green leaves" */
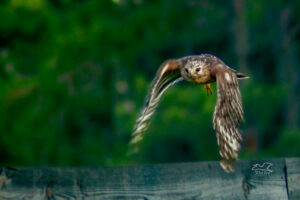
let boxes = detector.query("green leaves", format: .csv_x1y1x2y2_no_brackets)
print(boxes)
0,0,299,166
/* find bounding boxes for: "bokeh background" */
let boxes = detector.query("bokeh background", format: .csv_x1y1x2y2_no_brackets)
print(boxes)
0,0,299,166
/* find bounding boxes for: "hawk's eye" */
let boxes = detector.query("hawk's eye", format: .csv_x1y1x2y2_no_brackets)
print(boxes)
195,68,200,72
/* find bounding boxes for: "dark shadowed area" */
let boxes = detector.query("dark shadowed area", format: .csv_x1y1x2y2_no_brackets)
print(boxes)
0,0,299,166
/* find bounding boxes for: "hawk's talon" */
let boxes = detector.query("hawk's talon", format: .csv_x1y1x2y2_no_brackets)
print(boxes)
204,83,213,96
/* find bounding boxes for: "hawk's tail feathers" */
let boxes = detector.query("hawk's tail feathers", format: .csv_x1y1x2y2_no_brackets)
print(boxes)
236,72,250,80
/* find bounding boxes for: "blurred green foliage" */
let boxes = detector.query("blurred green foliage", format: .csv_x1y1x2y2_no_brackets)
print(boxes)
0,0,299,166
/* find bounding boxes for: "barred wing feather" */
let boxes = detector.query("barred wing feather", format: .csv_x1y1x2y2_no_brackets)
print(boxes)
130,60,182,152
213,68,244,172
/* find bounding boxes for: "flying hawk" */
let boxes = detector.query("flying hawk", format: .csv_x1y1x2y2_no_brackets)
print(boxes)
130,54,249,172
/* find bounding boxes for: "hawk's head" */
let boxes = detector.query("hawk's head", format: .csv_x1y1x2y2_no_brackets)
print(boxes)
179,54,219,84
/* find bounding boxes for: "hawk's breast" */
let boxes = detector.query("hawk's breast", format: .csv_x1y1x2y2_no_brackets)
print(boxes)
193,75,215,84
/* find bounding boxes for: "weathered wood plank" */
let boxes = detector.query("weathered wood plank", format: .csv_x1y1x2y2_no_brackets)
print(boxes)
286,158,300,200
0,158,294,200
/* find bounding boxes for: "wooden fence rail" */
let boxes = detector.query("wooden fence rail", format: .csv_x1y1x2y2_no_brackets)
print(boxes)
0,158,299,200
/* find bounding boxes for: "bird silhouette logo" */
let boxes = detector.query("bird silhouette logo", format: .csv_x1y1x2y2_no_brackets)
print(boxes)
251,162,273,175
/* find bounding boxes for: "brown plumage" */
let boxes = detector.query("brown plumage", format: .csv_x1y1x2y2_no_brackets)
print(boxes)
130,54,249,172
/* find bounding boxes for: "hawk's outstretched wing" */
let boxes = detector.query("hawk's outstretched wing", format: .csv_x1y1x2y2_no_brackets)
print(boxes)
213,65,244,172
129,60,183,153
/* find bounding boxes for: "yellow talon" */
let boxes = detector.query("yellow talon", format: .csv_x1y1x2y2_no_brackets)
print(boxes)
204,83,213,96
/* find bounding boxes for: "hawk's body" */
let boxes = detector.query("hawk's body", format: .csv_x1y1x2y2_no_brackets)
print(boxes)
130,54,249,172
